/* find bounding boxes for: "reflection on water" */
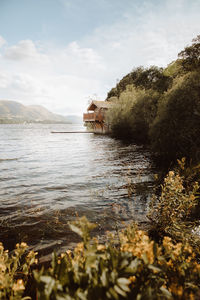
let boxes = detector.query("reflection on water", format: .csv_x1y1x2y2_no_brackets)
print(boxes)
0,124,155,261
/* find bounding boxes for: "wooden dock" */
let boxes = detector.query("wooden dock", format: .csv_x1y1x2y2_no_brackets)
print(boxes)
51,131,94,134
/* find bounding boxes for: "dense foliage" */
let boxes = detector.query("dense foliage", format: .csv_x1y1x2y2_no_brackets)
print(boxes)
148,158,200,240
0,242,37,299
106,66,172,100
106,35,200,164
150,71,200,162
34,216,200,300
178,35,200,71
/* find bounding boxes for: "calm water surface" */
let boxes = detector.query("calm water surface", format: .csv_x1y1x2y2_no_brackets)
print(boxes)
0,124,155,261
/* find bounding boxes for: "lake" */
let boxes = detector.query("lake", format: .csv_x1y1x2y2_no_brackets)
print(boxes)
0,124,155,262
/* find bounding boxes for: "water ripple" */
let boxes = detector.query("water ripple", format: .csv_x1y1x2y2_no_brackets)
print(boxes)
0,124,156,259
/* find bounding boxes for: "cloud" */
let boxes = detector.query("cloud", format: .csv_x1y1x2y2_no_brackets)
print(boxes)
10,73,47,96
4,40,49,63
67,42,103,67
0,39,105,114
50,41,106,81
80,0,200,83
0,36,6,48
0,0,200,115
0,72,11,89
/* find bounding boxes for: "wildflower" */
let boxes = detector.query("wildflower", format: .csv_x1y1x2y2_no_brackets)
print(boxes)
20,242,27,248
166,259,173,268
0,262,6,272
0,243,4,251
173,243,182,257
27,250,35,257
168,171,175,177
12,279,25,292
189,292,195,300
97,245,106,251
129,276,136,283
163,237,173,252
169,283,183,297
75,242,84,253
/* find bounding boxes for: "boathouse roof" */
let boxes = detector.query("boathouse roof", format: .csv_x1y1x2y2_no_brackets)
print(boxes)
87,100,110,111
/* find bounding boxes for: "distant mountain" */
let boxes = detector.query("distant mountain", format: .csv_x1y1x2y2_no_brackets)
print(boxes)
0,100,73,124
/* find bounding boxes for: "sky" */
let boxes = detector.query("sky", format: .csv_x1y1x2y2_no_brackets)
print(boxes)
0,0,200,115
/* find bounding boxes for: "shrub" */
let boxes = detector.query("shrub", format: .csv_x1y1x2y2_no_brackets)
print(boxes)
1,204,200,299
106,87,160,142
0,242,37,300
106,87,144,139
129,90,160,143
148,160,199,236
149,71,200,163
34,216,200,300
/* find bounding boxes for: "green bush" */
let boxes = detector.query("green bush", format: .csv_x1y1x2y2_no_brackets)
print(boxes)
107,68,200,163
33,216,200,300
0,242,37,300
148,159,199,236
106,87,143,139
106,87,160,142
129,90,160,143
105,36,200,165
149,71,200,163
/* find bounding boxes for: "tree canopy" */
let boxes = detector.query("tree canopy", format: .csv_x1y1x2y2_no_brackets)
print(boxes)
178,35,200,71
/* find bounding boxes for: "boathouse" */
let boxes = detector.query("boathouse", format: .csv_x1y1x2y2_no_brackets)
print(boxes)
83,100,110,133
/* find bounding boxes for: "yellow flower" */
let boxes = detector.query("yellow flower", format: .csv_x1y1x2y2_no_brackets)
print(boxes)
194,264,200,272
173,243,182,257
12,279,25,292
0,243,4,252
129,276,136,283
189,292,195,300
168,171,174,177
0,262,6,272
75,242,84,252
97,245,106,251
163,236,173,252
21,242,27,248
169,283,183,297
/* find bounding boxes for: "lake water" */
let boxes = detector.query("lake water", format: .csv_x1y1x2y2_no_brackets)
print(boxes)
0,124,155,261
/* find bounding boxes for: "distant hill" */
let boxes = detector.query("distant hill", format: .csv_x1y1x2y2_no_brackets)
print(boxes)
0,100,80,124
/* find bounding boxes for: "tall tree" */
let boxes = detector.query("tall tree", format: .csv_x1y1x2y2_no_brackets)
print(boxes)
178,35,200,71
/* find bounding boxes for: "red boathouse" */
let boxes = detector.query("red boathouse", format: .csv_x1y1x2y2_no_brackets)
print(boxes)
83,100,111,133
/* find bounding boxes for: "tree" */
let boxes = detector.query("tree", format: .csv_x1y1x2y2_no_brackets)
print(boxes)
178,35,200,71
150,71,200,163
